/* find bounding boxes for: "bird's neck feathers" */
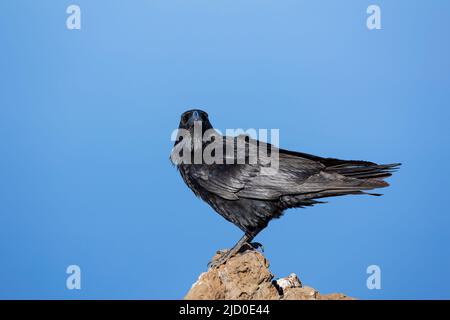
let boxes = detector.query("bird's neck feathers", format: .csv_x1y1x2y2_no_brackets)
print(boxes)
171,120,220,166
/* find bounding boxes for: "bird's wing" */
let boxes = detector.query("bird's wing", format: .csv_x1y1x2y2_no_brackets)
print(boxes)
185,163,260,200
188,135,396,201
235,150,328,200
187,136,325,200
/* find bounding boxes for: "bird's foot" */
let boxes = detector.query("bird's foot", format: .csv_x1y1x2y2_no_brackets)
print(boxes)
207,242,264,269
207,249,232,270
237,242,264,253
250,242,264,253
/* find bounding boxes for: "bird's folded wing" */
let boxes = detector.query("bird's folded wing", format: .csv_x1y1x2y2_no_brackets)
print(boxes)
235,152,326,200
188,136,326,201
187,164,260,200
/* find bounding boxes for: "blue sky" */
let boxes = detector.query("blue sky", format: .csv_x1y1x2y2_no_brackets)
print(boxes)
1,0,449,299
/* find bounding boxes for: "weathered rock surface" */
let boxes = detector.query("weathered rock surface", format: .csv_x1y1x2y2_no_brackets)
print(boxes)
185,249,354,300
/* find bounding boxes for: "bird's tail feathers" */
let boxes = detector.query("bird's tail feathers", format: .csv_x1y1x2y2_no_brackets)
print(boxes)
325,162,401,180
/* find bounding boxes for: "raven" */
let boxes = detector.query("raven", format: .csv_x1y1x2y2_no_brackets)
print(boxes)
171,109,400,268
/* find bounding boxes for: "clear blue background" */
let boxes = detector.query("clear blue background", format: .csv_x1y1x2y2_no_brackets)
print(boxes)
1,0,449,299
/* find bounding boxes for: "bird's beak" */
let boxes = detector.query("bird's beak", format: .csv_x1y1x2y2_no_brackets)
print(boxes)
187,111,202,126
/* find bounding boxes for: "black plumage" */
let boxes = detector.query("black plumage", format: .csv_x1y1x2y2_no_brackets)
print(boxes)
171,109,400,268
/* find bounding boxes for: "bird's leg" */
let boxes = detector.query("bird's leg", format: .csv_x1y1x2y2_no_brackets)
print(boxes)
208,233,254,269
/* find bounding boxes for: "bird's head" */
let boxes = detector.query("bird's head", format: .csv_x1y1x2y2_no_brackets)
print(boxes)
172,109,215,160
178,109,212,131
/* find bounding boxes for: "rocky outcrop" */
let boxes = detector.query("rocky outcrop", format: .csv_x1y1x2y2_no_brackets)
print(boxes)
185,249,353,300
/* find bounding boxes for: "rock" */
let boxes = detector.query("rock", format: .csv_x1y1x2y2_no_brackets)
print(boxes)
185,249,354,300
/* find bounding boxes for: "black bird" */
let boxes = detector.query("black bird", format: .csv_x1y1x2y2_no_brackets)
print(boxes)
171,109,400,268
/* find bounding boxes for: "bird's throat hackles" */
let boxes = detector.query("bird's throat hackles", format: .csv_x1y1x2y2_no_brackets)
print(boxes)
170,121,280,173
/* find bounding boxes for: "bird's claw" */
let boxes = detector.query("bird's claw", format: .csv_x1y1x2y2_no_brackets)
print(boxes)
250,242,264,252
207,259,223,270
238,242,264,253
207,242,265,269
207,250,231,269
